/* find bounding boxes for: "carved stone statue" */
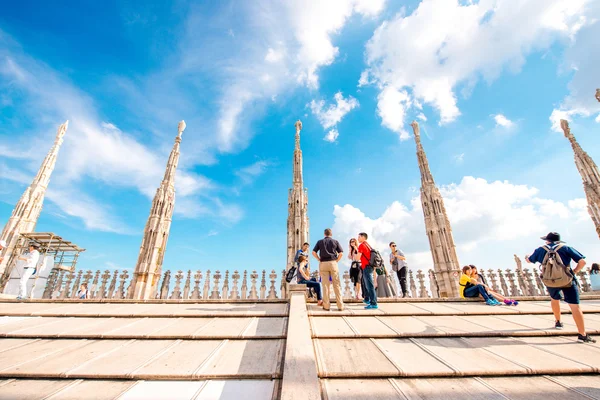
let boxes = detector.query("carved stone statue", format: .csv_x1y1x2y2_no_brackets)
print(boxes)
513,254,522,270
294,119,302,134
595,88,600,103
411,121,420,137
177,120,186,137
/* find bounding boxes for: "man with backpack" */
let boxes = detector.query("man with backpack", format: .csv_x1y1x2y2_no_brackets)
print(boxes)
526,232,595,343
357,232,379,309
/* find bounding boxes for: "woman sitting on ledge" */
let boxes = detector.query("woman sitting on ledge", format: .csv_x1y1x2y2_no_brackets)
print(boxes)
459,265,499,306
297,255,323,306
471,265,518,306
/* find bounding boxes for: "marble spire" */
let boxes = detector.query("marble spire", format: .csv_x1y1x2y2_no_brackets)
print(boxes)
130,121,185,299
0,121,68,283
561,119,600,239
286,120,309,271
411,121,460,298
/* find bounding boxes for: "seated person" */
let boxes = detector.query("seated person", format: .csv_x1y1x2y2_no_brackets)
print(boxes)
459,265,499,306
471,265,518,306
590,263,600,291
297,255,323,306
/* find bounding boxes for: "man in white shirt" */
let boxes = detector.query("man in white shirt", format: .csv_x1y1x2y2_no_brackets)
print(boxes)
17,242,40,300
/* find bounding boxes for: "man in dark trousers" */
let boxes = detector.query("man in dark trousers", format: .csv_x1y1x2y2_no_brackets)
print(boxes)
526,232,595,343
312,228,344,311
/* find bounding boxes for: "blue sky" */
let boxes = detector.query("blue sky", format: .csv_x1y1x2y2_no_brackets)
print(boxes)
1,0,600,277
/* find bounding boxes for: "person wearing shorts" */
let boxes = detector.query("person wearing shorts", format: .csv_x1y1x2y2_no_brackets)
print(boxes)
526,231,595,343
348,238,362,299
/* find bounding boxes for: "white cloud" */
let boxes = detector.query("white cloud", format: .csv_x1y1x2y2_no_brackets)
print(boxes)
417,113,427,122
376,86,411,140
333,176,600,272
324,128,339,143
363,0,593,132
265,48,283,63
0,43,234,230
310,92,359,130
549,107,590,132
454,153,464,164
493,114,514,128
235,160,271,185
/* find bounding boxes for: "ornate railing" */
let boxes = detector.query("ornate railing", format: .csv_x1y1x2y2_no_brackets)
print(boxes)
37,266,596,300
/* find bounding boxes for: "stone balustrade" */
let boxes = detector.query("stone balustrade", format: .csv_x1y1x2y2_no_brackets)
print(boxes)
38,267,596,300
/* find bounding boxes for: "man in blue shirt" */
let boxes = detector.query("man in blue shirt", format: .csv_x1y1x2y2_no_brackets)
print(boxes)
526,232,595,343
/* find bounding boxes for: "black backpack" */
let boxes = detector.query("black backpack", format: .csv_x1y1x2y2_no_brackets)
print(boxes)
285,266,297,283
362,243,385,273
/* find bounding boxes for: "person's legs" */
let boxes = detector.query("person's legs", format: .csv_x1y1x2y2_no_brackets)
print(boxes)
361,269,368,302
560,282,587,336
363,266,377,306
302,279,322,301
547,287,564,324
330,262,344,310
319,262,333,310
18,268,35,299
398,267,407,297
568,304,585,336
464,285,491,301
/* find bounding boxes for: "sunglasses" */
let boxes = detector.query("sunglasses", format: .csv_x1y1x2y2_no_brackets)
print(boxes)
391,245,396,247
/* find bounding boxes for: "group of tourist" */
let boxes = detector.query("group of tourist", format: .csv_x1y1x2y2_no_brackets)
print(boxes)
293,229,415,310
292,229,596,343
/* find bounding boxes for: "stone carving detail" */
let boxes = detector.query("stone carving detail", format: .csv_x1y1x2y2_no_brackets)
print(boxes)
522,268,538,296
203,270,211,300
578,271,591,292
411,121,460,298
116,270,129,300
268,270,277,299
596,88,600,103
280,268,287,299
43,269,58,299
107,270,118,299
131,121,186,299
561,119,600,240
497,269,509,297
60,271,75,299
249,270,258,300
183,270,191,300
260,270,267,299
70,270,83,299
98,270,110,299
417,270,428,298
222,270,230,300
159,270,171,300
241,270,248,300
191,271,201,300
231,270,240,300
485,269,497,293
428,269,439,298
533,267,545,294
409,270,417,298
211,271,221,300
343,271,352,298
36,267,595,301
505,269,519,297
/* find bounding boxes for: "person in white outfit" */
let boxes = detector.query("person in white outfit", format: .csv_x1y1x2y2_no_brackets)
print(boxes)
17,242,40,300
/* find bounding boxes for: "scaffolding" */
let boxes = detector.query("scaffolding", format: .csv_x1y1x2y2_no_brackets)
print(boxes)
0,232,85,294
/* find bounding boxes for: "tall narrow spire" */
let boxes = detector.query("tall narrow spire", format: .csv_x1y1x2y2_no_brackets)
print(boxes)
411,121,460,298
130,121,186,299
287,120,309,272
561,119,600,239
0,121,68,282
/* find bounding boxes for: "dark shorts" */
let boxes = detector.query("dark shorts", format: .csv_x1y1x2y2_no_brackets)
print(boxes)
349,263,361,285
547,281,580,304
